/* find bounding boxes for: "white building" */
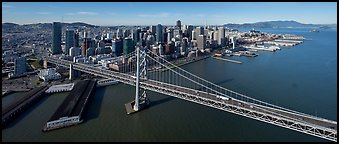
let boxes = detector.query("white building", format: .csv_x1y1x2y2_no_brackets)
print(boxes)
38,68,61,82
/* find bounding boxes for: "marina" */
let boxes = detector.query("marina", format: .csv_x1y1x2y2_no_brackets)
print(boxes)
243,45,281,52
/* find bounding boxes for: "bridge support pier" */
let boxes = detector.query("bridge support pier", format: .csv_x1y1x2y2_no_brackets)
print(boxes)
125,45,150,115
69,64,80,80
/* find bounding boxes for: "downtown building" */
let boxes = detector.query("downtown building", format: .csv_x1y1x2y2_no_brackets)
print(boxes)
52,22,62,55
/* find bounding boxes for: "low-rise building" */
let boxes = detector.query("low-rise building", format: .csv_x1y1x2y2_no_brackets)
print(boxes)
38,68,61,82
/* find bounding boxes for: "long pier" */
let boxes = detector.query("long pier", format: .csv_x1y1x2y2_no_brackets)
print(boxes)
2,86,48,127
212,56,242,64
43,79,97,132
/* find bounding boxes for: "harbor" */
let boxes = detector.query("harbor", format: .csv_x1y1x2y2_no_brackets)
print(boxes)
243,45,281,52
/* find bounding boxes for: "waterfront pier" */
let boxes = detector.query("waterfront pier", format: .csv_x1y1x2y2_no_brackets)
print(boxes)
43,79,97,132
212,56,243,64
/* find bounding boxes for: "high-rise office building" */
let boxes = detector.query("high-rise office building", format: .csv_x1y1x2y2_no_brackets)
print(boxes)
150,25,157,35
159,44,164,55
123,37,134,55
106,33,113,40
181,37,188,55
165,42,174,55
74,31,80,47
213,31,219,41
132,28,141,45
192,31,197,41
156,24,163,43
231,36,237,49
187,25,194,41
196,27,204,36
81,39,95,56
52,22,62,55
197,34,206,51
176,20,181,29
146,35,155,49
173,29,182,38
65,29,75,55
123,29,130,38
112,38,123,56
116,29,122,38
167,31,173,43
218,27,226,47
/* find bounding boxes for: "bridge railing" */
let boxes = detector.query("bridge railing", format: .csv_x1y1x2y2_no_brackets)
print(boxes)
142,49,337,123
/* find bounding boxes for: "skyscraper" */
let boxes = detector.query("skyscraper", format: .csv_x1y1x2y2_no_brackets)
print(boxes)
196,27,204,36
112,38,123,56
167,31,173,43
123,37,134,55
159,44,164,55
176,20,181,29
181,37,188,55
197,34,206,51
52,22,62,55
74,31,80,47
218,27,226,47
192,30,196,41
156,24,163,43
150,25,157,35
187,25,193,40
65,29,75,55
81,39,95,57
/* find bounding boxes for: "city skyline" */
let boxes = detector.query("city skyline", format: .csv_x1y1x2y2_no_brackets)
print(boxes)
2,2,337,26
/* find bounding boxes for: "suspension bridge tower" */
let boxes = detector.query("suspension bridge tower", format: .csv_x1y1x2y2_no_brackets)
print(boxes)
125,44,150,114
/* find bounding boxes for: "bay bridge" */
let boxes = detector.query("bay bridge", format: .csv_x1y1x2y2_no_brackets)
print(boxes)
45,46,337,142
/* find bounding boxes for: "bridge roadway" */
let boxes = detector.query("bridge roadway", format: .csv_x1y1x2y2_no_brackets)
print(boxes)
46,57,337,142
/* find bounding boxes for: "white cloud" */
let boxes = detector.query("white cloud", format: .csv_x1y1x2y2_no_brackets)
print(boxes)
2,5,13,8
36,12,52,15
48,5,57,8
137,13,170,18
192,14,206,17
77,12,97,15
65,11,97,16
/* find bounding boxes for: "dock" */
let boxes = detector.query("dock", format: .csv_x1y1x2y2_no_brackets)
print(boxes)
45,83,75,93
212,56,242,64
2,86,48,127
43,79,97,132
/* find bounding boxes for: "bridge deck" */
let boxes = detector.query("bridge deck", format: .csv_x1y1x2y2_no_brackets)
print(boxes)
46,56,337,141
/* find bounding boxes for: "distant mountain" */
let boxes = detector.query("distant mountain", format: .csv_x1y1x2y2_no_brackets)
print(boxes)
224,20,330,28
62,22,98,28
2,22,19,27
2,22,98,28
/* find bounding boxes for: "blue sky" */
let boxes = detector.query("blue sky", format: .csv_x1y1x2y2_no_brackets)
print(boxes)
2,2,337,26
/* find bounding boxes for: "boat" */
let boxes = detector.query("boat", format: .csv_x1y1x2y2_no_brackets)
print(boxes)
309,29,319,32
214,53,224,57
241,51,258,57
